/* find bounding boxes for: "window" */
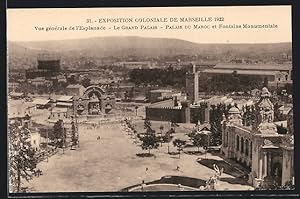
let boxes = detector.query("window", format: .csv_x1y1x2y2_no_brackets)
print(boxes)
250,142,252,158
224,131,228,147
241,137,244,153
245,139,249,156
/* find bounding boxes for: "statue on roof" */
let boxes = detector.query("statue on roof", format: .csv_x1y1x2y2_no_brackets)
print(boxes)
91,93,98,100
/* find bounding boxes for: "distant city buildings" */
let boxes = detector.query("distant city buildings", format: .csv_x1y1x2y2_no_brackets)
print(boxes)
201,63,292,86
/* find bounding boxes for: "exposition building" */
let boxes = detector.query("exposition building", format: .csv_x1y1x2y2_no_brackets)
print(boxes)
49,85,116,121
221,87,294,187
185,63,292,103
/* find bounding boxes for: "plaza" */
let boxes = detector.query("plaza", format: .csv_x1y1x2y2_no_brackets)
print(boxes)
26,120,253,192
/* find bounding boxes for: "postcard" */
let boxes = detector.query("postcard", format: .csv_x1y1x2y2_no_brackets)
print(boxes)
7,5,294,193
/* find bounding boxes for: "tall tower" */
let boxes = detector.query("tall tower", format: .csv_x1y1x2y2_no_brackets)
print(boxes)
185,64,199,104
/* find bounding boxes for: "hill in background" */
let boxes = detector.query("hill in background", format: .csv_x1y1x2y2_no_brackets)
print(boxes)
8,36,292,70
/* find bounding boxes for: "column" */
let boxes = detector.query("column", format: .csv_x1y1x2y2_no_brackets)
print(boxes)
259,156,263,179
263,152,267,178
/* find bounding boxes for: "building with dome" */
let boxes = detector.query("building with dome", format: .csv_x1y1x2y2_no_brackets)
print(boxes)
221,87,294,188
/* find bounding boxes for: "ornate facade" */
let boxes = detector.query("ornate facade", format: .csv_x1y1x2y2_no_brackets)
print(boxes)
73,85,116,116
221,87,294,187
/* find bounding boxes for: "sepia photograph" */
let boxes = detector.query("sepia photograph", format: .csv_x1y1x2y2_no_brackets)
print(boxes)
6,5,294,193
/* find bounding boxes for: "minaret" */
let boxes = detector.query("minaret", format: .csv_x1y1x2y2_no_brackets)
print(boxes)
256,87,277,134
258,87,274,123
185,63,199,104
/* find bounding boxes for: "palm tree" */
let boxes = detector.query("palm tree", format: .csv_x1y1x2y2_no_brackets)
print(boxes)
173,139,186,159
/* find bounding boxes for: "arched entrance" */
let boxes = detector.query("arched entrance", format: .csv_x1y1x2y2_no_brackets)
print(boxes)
74,85,115,116
83,86,105,115
104,103,112,114
271,162,282,186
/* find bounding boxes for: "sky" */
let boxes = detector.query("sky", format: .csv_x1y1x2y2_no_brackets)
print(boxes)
7,6,292,44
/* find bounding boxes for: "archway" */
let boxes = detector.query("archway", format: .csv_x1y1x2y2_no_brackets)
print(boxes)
104,103,112,114
271,162,282,186
83,86,105,115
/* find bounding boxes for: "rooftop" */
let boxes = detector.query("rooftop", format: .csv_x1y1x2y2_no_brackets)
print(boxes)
202,69,277,76
57,96,73,102
214,63,292,71
9,92,24,97
150,89,173,93
147,99,174,108
32,99,50,105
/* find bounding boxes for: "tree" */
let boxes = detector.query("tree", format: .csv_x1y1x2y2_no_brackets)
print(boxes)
140,133,160,155
67,75,77,84
159,125,164,132
173,139,186,159
70,121,78,149
9,122,38,193
171,120,179,131
51,120,66,149
191,134,207,152
81,78,91,88
209,104,224,146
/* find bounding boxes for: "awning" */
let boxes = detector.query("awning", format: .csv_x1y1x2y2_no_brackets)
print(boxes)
51,107,68,113
57,96,73,102
56,102,73,107
32,99,50,105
